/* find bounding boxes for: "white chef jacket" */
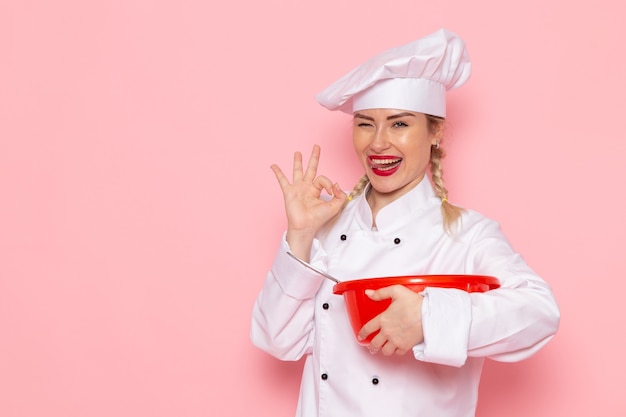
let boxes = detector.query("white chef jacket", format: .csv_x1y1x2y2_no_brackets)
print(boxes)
251,178,560,417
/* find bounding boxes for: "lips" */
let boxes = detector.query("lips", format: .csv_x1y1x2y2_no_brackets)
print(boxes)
368,155,402,176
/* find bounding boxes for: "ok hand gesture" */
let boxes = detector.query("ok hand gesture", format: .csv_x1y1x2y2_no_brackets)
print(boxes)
271,145,348,261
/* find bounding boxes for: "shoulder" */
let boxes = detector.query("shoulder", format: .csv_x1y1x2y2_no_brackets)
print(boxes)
455,207,507,241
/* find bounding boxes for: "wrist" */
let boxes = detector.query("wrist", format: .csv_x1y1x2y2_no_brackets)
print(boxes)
285,229,316,262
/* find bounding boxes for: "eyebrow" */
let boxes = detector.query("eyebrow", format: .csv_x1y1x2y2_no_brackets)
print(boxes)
353,112,416,121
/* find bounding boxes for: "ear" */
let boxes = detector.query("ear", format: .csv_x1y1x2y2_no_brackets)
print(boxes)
430,130,443,147
430,120,445,146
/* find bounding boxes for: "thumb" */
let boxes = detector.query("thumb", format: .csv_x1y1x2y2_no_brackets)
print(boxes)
365,287,394,301
331,183,348,203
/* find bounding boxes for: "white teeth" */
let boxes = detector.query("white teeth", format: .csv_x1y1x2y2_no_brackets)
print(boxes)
369,158,401,171
376,165,395,171
371,158,401,166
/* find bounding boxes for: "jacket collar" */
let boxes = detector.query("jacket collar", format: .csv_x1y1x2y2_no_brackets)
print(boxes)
354,177,439,231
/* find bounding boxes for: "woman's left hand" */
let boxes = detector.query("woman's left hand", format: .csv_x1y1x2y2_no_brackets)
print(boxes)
358,285,424,356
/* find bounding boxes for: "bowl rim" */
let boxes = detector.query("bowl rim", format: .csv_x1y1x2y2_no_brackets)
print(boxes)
332,274,500,295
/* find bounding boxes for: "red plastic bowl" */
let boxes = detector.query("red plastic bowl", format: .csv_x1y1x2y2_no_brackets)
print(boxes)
332,275,500,345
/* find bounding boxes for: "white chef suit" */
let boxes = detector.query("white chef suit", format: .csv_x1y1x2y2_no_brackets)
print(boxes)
251,177,560,417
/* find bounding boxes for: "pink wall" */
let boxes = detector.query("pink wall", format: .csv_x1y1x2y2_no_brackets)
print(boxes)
1,1,624,416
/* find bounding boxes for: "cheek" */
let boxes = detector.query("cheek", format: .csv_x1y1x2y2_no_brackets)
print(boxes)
352,132,367,153
398,133,431,152
400,135,433,166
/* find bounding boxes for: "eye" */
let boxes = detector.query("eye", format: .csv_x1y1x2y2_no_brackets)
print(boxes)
357,122,374,128
393,121,408,128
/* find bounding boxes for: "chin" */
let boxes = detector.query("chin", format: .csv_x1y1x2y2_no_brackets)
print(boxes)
369,182,403,195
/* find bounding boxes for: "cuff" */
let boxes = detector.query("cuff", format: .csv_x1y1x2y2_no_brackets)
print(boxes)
413,287,472,367
271,234,327,300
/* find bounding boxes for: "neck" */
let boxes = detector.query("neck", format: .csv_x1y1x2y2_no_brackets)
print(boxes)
366,174,426,217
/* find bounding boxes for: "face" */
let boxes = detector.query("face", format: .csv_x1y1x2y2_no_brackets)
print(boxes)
352,108,439,206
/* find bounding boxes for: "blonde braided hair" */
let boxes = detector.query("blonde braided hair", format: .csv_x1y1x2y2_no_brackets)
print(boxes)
347,175,369,202
346,114,463,233
428,121,464,232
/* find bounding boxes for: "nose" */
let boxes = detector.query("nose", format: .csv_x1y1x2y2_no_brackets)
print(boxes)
369,128,390,153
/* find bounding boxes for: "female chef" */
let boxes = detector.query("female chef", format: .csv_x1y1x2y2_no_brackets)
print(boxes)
250,28,560,417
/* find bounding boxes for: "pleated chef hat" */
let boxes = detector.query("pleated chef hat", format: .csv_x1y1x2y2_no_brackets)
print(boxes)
315,28,471,118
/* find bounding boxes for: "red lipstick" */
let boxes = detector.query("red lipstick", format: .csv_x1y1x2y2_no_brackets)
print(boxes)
368,155,402,177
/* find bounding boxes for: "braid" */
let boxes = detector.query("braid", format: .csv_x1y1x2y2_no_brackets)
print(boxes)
427,115,464,233
429,146,448,200
320,174,369,234
348,175,370,201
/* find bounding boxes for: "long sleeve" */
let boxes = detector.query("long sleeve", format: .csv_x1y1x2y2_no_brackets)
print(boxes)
414,218,560,367
250,236,327,361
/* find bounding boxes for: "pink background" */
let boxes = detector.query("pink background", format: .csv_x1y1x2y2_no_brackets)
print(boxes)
1,0,624,416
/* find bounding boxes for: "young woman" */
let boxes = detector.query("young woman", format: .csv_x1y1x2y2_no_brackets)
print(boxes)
251,28,560,417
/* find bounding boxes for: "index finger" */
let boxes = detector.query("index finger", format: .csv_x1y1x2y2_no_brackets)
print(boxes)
358,317,381,343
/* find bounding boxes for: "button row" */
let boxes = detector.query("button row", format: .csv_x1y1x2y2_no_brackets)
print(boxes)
339,234,401,245
320,373,379,385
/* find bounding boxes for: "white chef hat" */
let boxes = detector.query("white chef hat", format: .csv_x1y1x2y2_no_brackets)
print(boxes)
315,28,471,118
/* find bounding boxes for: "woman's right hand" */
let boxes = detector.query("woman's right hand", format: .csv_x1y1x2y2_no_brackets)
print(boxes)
271,145,348,261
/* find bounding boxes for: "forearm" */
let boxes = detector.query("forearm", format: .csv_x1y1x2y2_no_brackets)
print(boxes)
250,237,327,360
285,228,317,262
414,271,559,367
467,280,560,362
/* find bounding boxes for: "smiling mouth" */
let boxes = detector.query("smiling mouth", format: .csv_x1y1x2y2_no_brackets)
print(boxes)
369,157,402,171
